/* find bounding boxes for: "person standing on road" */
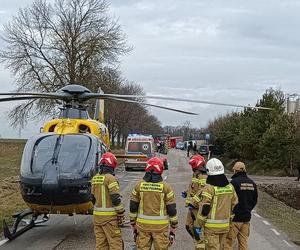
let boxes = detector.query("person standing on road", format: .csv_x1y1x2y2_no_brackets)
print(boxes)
129,157,178,250
91,152,125,250
193,143,198,155
182,155,207,249
224,162,258,250
194,158,238,250
187,141,193,157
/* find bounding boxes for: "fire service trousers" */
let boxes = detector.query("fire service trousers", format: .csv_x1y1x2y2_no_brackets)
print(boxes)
94,219,123,250
185,210,205,250
205,231,227,250
136,228,170,250
224,222,250,250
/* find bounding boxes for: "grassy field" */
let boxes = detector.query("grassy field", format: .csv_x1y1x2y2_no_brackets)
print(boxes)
0,139,27,233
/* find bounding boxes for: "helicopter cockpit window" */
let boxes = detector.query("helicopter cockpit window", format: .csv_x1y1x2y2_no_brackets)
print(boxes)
59,108,89,119
31,135,92,174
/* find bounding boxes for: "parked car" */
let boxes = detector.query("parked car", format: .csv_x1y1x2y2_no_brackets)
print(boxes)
199,145,222,156
175,141,185,150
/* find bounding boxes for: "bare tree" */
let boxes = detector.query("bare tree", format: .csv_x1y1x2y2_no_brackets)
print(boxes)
1,0,130,126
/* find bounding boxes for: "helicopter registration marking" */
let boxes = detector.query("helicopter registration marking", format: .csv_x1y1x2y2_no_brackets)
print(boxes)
92,175,105,184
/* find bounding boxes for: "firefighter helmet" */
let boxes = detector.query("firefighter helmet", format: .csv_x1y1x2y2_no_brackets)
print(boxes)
99,152,118,169
189,155,206,171
206,158,224,176
145,157,164,174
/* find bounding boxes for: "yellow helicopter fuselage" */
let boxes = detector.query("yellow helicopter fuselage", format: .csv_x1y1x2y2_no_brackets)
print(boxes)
43,118,110,147
22,118,110,215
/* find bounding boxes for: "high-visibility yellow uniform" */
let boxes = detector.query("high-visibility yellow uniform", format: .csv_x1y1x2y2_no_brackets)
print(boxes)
130,180,178,250
92,173,125,250
185,174,207,250
195,183,238,250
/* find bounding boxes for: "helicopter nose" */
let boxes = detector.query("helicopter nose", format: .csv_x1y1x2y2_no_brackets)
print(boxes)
42,163,59,194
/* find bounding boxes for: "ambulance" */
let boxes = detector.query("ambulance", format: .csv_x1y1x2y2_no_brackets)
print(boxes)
124,134,156,171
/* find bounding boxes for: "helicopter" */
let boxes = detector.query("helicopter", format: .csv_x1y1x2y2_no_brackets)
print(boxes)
0,84,271,240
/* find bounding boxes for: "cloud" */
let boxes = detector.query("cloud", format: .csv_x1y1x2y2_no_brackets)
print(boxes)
1,0,300,137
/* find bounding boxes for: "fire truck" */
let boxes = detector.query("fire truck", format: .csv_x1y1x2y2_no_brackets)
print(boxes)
124,134,156,171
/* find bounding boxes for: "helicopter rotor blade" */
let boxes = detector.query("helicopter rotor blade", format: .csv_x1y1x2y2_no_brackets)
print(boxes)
0,92,68,97
106,97,199,115
0,95,60,102
85,93,272,110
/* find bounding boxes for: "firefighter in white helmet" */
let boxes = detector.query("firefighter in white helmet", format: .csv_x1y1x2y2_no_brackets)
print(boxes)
193,158,238,250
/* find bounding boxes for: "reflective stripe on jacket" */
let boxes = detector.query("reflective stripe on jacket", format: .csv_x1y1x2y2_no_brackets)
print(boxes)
195,183,238,233
186,174,207,207
130,180,178,232
91,173,124,224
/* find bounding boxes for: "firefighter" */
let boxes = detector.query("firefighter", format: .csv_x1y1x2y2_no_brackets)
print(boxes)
182,155,207,249
129,157,178,250
194,158,238,250
91,152,125,250
224,162,258,250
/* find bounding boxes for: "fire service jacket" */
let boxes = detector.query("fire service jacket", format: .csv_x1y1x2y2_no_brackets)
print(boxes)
231,172,258,222
186,174,207,207
194,183,238,234
129,180,178,232
91,173,125,225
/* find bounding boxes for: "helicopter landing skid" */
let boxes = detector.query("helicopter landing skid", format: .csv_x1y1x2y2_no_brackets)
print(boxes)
2,209,49,240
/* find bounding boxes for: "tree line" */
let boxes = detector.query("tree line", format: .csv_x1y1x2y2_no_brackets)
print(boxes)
0,0,163,146
207,89,300,175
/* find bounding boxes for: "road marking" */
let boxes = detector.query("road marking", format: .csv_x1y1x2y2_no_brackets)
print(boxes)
283,240,293,248
253,212,262,218
271,228,280,236
0,239,8,246
262,220,271,225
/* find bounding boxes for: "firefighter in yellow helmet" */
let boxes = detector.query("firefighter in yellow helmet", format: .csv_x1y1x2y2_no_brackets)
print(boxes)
91,152,125,250
194,158,238,250
182,155,207,250
129,157,178,250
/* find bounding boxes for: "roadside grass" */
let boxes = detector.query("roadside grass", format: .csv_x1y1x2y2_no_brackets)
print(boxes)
0,182,26,233
256,189,300,245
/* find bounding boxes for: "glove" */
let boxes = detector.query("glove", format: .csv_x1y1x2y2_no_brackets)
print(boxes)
194,227,202,241
195,227,201,235
181,191,187,198
188,204,195,210
169,227,176,246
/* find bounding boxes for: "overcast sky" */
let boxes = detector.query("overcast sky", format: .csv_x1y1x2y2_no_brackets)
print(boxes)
0,0,300,138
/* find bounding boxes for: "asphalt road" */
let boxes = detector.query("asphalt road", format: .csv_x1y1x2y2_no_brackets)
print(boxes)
0,149,299,249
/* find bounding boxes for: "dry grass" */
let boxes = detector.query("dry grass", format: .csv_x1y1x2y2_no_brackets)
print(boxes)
0,140,27,233
0,177,26,232
256,189,300,245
